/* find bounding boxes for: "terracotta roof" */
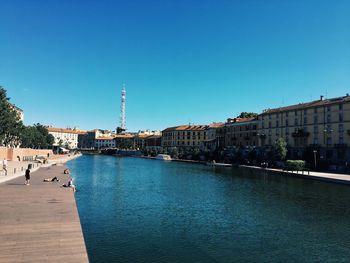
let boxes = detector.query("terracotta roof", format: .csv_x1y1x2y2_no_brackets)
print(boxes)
144,135,162,140
114,134,135,139
47,127,86,134
226,117,257,124
261,95,350,115
162,125,209,132
208,122,225,128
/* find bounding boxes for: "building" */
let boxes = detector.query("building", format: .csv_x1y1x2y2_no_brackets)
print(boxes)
95,137,116,149
47,127,85,149
204,123,225,151
11,104,24,121
161,125,209,149
257,94,350,163
78,129,115,149
224,118,258,148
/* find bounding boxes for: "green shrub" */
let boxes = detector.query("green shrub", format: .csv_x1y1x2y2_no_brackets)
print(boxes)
286,160,305,171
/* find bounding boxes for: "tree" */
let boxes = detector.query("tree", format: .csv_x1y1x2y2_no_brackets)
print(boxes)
0,87,24,147
20,124,54,149
237,112,258,118
274,138,288,161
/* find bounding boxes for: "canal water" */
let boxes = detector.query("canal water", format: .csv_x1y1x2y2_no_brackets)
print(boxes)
67,155,350,263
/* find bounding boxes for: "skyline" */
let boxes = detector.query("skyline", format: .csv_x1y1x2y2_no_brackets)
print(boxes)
1,0,350,131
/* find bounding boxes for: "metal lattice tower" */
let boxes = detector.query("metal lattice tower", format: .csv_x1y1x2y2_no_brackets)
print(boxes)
120,84,126,130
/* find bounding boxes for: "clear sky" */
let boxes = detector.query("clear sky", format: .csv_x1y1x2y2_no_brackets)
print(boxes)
1,0,349,132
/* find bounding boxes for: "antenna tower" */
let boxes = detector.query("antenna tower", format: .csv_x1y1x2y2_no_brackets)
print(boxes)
120,84,126,130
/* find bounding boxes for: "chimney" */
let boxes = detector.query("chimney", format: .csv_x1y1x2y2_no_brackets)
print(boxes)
346,93,349,97
320,95,324,101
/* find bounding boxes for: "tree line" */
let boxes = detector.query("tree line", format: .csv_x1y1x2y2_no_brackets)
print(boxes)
0,87,54,149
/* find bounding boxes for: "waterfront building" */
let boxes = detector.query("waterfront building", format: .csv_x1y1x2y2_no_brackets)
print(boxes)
48,127,85,149
257,94,350,163
95,137,116,149
78,129,115,149
203,123,225,151
114,133,135,149
161,125,209,149
224,118,258,148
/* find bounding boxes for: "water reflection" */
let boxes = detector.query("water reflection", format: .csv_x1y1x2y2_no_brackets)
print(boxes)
68,155,350,263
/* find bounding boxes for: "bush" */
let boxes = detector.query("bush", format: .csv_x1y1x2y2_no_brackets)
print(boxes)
286,160,305,171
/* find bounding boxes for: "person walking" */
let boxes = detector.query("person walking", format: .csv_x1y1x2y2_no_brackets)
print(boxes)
2,158,8,176
25,166,31,185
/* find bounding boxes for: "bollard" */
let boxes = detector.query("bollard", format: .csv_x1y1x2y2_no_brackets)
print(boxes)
14,168,16,174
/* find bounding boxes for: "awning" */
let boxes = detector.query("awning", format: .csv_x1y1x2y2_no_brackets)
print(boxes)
60,147,69,152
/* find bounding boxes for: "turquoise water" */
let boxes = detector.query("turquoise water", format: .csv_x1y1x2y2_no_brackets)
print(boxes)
67,155,350,263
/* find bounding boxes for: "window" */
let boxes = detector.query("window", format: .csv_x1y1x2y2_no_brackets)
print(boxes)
286,119,289,127
327,106,331,112
304,117,307,125
313,137,319,144
304,109,307,114
269,122,271,128
314,115,318,124
339,124,344,133
286,112,289,117
313,126,318,133
276,120,279,127
339,104,343,110
339,113,343,122
327,114,331,123
339,136,344,144
314,107,318,113
295,110,298,116
326,137,332,145
294,118,298,126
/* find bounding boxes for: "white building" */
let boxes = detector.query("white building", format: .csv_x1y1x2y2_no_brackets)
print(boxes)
47,127,84,149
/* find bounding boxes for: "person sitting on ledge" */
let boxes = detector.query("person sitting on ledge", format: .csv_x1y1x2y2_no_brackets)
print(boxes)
62,178,76,192
43,177,60,182
63,169,70,174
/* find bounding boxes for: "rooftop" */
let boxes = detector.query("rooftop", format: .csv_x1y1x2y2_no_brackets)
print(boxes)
261,95,350,115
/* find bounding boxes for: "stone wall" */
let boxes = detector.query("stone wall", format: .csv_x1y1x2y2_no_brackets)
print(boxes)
0,147,53,161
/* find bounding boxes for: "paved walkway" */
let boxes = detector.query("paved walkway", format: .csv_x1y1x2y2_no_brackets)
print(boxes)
0,162,88,262
240,165,350,185
0,154,81,185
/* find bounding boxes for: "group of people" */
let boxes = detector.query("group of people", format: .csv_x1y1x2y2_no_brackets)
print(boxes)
24,166,76,191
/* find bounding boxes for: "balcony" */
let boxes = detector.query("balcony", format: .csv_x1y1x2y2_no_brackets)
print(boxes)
292,129,310,138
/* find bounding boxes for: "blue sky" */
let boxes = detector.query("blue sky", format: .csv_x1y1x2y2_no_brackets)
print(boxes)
1,0,349,131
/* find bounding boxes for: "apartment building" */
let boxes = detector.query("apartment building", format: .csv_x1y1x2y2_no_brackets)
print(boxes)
78,129,115,149
95,137,116,149
204,123,225,151
162,125,209,149
48,127,85,149
258,95,350,161
224,118,258,148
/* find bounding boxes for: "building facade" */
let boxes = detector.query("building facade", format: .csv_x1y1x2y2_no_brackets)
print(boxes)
224,118,258,148
95,137,116,149
162,125,209,149
258,95,350,163
47,127,83,149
